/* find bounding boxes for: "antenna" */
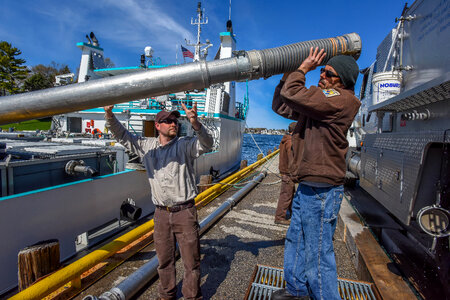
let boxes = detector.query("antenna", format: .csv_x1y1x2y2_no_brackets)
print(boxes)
186,1,212,61
197,1,202,18
226,0,233,33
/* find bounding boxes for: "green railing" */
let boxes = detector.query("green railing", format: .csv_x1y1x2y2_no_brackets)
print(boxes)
107,83,248,120
234,80,249,120
114,94,206,112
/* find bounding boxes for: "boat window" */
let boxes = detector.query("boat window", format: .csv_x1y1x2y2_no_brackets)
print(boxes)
221,92,230,114
68,117,82,133
143,121,156,137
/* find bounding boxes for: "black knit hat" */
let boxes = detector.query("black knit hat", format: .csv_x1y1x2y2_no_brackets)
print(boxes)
326,55,359,89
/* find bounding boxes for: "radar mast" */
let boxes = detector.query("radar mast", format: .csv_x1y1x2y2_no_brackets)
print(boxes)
185,2,212,61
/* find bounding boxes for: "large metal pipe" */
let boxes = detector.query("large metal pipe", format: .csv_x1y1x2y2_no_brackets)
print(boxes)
348,155,361,177
0,33,361,125
84,171,268,300
198,172,267,235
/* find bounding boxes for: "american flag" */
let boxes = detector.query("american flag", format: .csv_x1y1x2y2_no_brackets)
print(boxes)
181,46,194,59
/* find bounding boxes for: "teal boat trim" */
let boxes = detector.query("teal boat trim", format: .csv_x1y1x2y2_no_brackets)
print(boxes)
203,150,219,156
81,108,245,122
76,42,104,51
0,169,136,202
94,64,174,72
220,32,236,43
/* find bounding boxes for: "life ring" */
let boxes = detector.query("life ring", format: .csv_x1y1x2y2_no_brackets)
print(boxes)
92,128,102,137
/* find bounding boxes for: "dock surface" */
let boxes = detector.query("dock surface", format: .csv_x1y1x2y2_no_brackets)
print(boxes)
77,155,359,299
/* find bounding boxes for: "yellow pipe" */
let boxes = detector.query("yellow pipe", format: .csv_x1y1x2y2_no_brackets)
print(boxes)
10,150,278,300
195,149,279,207
10,219,155,299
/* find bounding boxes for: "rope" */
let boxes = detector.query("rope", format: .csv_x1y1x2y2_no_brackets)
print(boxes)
244,122,283,179
198,125,284,189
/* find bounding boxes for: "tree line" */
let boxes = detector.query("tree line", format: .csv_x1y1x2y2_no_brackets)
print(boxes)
0,41,75,96
1,40,116,97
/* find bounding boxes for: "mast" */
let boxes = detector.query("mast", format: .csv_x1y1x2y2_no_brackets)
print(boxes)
186,2,212,61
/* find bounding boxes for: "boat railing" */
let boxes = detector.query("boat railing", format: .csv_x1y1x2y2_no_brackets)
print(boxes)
127,122,139,135
114,96,207,113
235,102,246,120
234,80,249,120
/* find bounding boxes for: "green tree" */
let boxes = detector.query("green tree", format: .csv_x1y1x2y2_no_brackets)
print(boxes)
31,62,71,81
22,73,53,91
22,62,72,91
0,41,29,96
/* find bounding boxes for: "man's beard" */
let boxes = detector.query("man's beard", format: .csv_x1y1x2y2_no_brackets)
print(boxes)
167,129,177,138
318,79,326,88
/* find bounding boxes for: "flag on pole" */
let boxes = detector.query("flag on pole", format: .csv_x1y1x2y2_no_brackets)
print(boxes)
181,46,194,59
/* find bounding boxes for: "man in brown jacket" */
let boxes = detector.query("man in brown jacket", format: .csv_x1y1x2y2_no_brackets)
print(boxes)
275,121,297,225
271,47,360,300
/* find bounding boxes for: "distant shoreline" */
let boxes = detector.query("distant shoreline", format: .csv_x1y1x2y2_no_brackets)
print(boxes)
244,132,283,136
244,129,286,135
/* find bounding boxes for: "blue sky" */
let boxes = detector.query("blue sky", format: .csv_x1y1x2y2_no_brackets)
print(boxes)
0,0,407,129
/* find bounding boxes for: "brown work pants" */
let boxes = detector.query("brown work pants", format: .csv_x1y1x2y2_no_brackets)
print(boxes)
275,174,295,221
154,206,202,300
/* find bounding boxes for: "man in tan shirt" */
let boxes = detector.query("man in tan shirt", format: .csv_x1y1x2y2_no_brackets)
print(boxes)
105,103,213,300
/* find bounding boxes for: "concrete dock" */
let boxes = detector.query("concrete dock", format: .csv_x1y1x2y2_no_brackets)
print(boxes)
75,153,416,299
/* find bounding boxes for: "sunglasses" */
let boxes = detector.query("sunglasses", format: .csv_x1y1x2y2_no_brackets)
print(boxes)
320,68,340,78
159,119,178,125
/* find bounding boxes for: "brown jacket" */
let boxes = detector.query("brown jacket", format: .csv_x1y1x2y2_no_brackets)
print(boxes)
278,134,293,175
272,70,360,185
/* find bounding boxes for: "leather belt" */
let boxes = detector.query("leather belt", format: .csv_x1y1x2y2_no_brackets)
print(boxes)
156,200,195,212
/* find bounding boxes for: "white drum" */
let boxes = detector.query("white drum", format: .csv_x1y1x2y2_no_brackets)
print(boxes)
372,71,402,104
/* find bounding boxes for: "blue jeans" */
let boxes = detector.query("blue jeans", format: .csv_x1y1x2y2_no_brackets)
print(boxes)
283,183,344,300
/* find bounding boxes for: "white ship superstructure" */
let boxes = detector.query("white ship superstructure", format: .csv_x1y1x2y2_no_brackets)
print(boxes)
55,2,248,178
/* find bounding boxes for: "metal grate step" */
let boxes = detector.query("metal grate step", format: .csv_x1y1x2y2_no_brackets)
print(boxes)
244,265,380,300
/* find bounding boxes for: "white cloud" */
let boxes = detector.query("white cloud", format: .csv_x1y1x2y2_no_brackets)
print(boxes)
22,0,196,64
102,0,195,47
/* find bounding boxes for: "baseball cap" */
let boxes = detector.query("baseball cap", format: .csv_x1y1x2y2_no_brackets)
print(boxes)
155,110,181,123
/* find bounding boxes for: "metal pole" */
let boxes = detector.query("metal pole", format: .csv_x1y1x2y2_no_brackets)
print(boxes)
85,171,267,300
0,33,361,125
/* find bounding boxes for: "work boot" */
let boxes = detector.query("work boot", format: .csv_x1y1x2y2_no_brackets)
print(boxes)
271,288,310,300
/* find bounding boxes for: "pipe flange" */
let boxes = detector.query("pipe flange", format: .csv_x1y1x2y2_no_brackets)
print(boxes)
65,160,85,176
